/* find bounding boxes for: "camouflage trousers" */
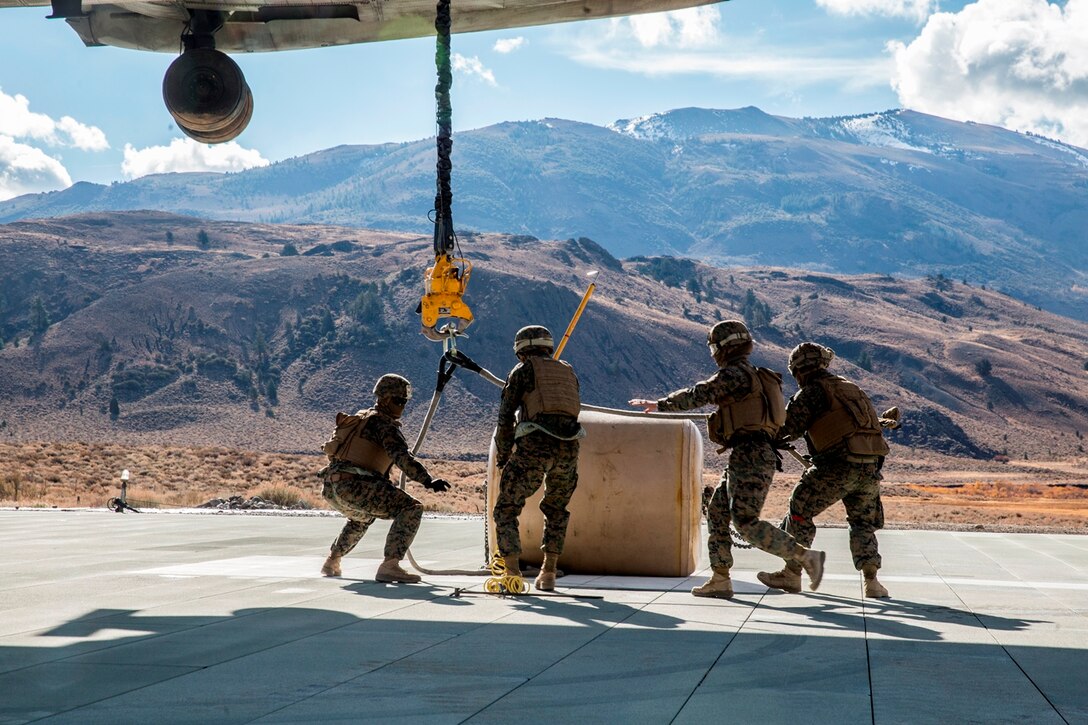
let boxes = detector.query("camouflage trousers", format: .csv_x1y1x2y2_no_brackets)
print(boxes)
708,439,803,571
494,433,579,557
781,456,884,572
322,471,422,560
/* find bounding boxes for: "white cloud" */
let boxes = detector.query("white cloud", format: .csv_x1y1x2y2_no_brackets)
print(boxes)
626,6,722,49
56,116,109,151
0,88,109,149
121,138,270,179
0,90,54,140
493,37,526,54
568,42,890,88
0,88,107,198
890,0,1088,148
816,0,938,22
0,135,73,201
451,54,497,86
563,6,888,88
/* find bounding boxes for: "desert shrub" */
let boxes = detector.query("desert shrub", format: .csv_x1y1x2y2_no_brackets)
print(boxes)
1,474,44,502
975,358,993,377
780,193,830,213
111,365,179,402
0,472,22,500
196,354,238,379
632,256,699,289
254,484,313,509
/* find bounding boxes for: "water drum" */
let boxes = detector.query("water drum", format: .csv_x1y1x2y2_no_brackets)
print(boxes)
487,409,703,577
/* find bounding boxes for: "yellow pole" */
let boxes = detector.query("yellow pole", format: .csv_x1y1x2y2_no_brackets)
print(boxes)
554,271,599,360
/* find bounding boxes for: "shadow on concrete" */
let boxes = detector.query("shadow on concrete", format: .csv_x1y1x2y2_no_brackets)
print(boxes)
342,580,475,606
341,579,687,629
3,600,1084,723
748,591,1046,641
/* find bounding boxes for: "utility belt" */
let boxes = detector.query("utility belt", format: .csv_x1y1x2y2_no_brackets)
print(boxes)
845,454,882,465
324,461,384,483
726,430,773,447
810,444,882,466
719,430,778,468
514,420,586,442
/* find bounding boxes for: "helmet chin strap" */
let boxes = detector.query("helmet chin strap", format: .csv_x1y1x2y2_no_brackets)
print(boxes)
791,367,817,385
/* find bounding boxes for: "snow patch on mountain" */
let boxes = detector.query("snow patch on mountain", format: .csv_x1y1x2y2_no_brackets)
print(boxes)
837,113,931,154
608,113,675,142
1028,135,1088,169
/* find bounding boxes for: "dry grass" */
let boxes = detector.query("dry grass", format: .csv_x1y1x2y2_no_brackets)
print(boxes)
252,484,320,509
0,441,486,512
736,470,1088,535
2,442,1086,534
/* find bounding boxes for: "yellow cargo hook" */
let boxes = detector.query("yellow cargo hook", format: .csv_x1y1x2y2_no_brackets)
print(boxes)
420,253,474,342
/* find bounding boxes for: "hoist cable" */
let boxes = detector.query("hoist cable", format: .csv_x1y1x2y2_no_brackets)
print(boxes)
432,0,455,257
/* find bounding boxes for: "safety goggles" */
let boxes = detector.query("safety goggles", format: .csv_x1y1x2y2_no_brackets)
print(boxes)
707,332,749,356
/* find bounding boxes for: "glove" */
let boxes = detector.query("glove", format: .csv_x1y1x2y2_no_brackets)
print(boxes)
424,478,451,492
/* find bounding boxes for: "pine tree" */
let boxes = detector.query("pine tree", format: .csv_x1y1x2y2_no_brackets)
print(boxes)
30,296,50,335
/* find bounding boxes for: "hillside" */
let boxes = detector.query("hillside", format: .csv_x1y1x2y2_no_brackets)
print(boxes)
2,212,1088,469
0,108,1085,320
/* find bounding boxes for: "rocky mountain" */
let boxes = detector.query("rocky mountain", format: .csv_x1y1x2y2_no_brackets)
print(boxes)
2,212,1087,465
1,107,1085,320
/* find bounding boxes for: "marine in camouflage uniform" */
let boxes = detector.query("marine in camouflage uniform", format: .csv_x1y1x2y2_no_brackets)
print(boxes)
633,320,825,599
758,343,891,598
493,325,584,591
320,374,450,583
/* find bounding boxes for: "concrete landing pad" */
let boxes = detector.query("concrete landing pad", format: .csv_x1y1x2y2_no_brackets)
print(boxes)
1,510,1085,723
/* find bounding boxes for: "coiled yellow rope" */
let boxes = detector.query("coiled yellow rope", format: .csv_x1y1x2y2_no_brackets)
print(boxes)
484,550,528,595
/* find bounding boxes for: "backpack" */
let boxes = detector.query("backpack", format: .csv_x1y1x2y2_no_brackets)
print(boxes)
322,412,365,461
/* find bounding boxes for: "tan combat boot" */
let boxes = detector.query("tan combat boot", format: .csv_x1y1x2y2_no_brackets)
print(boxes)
503,554,522,578
375,558,422,583
692,568,733,599
799,549,826,591
320,554,342,577
535,552,559,591
862,565,889,598
757,566,802,593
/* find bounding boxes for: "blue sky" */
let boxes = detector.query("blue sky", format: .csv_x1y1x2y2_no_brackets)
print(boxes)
2,0,1085,198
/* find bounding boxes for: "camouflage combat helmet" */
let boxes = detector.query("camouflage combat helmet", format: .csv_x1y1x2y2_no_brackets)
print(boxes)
373,373,412,401
788,342,834,376
513,325,554,354
707,320,752,357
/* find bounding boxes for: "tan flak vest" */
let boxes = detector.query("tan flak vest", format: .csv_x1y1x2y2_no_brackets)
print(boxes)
708,362,787,447
321,410,394,476
806,376,890,458
521,356,580,420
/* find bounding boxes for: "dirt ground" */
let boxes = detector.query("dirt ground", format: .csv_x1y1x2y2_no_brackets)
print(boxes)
1,442,1085,534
